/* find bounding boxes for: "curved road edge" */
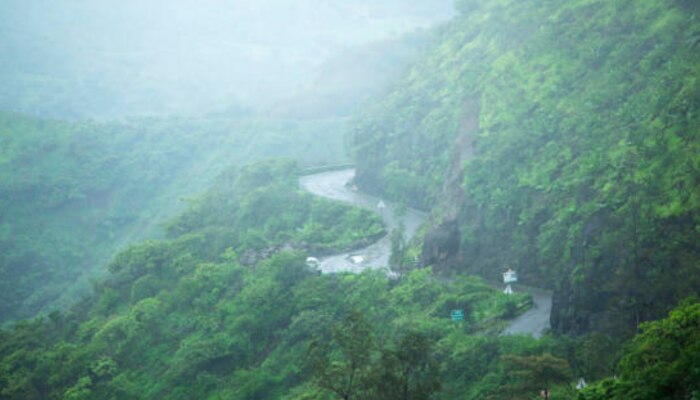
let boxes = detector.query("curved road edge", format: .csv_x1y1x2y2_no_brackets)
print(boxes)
299,168,552,338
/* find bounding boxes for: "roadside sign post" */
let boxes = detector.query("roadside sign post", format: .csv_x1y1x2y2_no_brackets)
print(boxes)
576,378,587,390
503,268,518,296
377,200,386,215
451,309,464,323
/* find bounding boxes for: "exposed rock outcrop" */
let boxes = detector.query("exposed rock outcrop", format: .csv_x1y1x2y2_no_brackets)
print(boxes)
420,98,479,274
420,219,462,274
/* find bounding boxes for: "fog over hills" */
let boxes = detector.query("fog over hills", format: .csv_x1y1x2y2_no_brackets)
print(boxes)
0,0,454,119
0,1,699,399
0,0,454,323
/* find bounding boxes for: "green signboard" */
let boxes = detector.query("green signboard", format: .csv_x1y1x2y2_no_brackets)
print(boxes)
451,309,464,322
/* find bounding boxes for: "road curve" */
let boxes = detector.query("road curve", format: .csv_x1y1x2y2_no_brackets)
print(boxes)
299,169,426,274
299,169,552,337
500,285,552,338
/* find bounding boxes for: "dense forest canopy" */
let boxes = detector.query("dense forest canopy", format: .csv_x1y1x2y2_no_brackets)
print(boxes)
1,0,699,399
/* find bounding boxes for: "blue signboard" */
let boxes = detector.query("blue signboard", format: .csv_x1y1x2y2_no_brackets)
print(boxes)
451,309,464,322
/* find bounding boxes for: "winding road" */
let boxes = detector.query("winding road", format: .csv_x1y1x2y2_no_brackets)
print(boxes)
300,168,551,337
300,169,426,274
501,285,552,338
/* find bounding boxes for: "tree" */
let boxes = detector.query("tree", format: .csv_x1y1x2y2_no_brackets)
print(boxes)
496,353,573,400
581,299,700,400
308,310,375,400
63,376,92,400
372,331,441,400
390,220,407,273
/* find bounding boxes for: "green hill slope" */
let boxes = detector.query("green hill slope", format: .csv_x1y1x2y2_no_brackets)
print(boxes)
0,160,535,400
1,1,700,398
0,112,348,323
1,159,696,399
350,0,700,337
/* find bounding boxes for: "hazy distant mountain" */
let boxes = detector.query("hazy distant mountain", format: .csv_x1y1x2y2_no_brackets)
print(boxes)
0,0,454,119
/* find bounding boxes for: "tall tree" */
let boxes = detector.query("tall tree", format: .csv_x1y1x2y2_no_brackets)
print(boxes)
308,310,375,400
495,353,573,400
372,331,441,400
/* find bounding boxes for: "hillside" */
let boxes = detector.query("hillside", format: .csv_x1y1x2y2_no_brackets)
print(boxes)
350,0,700,338
1,162,697,399
0,161,537,399
1,1,699,399
0,17,444,324
0,112,349,323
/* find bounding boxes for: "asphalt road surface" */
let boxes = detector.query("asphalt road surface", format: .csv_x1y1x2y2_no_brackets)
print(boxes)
300,169,426,274
500,285,552,338
300,169,552,337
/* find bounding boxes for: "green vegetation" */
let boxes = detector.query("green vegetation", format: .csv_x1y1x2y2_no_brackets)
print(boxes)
9,152,684,398
0,160,537,399
0,112,349,323
580,299,700,399
350,0,700,338
1,0,699,398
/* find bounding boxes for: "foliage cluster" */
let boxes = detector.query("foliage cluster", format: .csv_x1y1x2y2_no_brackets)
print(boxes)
162,159,384,258
0,160,543,400
579,299,700,399
0,112,349,323
350,0,700,336
1,0,699,398
1,155,695,399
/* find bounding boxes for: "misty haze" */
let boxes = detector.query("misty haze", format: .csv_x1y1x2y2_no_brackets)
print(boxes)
1,0,453,118
0,1,698,399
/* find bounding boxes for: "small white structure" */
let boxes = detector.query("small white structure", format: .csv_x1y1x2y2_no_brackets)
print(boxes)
503,269,518,284
350,255,365,264
306,257,320,269
377,200,386,211
503,268,517,296
576,378,587,390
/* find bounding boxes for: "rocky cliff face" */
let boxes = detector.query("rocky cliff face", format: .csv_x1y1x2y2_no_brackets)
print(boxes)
420,99,477,274
420,219,461,274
